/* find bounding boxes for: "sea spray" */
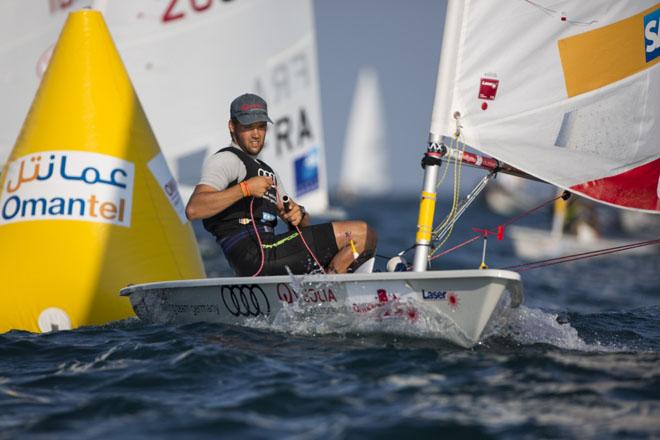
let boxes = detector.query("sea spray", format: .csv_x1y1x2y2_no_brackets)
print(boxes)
492,305,590,350
246,269,482,347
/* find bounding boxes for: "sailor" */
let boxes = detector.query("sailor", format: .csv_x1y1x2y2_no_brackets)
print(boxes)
185,93,378,276
564,197,601,241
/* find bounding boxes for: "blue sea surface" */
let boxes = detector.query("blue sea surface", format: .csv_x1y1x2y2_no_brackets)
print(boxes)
1,196,659,439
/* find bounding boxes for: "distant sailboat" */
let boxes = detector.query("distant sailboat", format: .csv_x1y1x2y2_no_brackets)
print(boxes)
338,67,390,199
509,194,657,261
484,174,547,216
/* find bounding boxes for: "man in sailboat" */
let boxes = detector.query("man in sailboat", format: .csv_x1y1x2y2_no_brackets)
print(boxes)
185,93,378,276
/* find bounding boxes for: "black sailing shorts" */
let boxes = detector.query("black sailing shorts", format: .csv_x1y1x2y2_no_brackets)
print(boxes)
221,223,339,276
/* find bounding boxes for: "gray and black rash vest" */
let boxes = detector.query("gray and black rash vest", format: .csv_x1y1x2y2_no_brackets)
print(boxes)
202,146,279,238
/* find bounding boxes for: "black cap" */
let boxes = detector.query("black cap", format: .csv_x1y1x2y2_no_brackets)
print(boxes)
230,93,273,125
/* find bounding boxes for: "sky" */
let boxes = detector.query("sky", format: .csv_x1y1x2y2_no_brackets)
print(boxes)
313,0,450,195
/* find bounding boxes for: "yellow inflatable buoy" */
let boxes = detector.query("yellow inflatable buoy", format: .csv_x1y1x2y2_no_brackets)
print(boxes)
0,10,205,333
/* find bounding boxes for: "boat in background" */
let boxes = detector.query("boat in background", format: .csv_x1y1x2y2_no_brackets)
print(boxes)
619,211,660,237
483,174,548,217
0,0,330,214
124,0,659,348
337,67,390,200
509,195,658,261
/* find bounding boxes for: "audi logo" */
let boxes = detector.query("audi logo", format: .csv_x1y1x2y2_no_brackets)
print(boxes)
258,168,277,183
220,285,271,317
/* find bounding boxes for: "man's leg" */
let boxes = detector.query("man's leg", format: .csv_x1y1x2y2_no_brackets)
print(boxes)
327,221,378,273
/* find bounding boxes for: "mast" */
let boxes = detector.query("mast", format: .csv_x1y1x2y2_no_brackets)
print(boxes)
413,0,465,272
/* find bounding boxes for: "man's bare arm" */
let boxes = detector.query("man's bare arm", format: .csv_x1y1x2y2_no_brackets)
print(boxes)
277,199,311,227
185,176,274,220
185,184,244,221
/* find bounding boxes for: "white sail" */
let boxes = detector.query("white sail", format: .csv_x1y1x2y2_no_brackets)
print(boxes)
338,67,389,197
0,0,329,213
430,1,660,213
0,1,92,166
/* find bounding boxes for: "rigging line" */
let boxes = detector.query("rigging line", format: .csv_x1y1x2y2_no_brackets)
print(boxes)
276,188,326,274
504,238,660,272
431,143,460,239
428,190,572,260
435,137,452,189
429,235,482,261
432,136,459,233
430,136,467,255
501,191,566,228
249,197,266,277
378,244,417,262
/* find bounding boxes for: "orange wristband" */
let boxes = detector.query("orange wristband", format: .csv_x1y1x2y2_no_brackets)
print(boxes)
239,181,250,197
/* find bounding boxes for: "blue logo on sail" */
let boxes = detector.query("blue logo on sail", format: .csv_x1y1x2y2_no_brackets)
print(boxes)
294,147,319,196
644,8,660,63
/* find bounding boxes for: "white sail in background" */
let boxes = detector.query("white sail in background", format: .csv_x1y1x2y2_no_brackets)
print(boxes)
430,1,660,213
338,67,389,197
0,0,329,213
0,1,92,166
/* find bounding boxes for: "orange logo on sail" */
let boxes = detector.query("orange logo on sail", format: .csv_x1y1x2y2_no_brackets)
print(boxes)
559,4,660,97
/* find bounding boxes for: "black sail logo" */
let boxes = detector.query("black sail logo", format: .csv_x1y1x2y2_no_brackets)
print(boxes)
220,285,271,317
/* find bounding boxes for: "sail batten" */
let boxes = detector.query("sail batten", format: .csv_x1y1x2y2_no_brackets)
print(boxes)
430,0,660,213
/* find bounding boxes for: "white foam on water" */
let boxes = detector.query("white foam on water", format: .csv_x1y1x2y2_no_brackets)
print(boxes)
244,273,634,351
0,385,52,404
487,305,626,352
486,305,588,349
55,345,130,374
245,274,477,347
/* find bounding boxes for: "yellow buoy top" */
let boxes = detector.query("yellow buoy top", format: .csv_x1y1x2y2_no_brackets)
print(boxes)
0,10,205,333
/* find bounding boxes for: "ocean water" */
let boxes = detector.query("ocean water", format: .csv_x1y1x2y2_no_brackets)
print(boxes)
1,196,659,439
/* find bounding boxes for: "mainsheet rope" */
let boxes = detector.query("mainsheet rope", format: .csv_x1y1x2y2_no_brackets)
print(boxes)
429,136,467,255
247,187,326,277
503,237,660,272
429,184,567,262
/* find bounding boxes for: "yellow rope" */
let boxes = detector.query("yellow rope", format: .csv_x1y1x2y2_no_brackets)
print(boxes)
429,136,466,257
435,138,452,189
431,137,459,232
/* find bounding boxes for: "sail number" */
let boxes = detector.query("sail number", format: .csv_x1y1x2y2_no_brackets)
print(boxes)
162,0,235,23
48,0,78,14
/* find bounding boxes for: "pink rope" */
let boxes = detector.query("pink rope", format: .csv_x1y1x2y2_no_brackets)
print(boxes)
276,189,325,274
429,235,481,261
292,223,326,274
247,184,327,276
248,197,265,277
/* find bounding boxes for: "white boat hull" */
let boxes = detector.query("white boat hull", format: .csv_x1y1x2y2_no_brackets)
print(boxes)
120,270,523,348
509,225,658,261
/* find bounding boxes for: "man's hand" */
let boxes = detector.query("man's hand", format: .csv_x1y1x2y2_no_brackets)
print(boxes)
244,176,273,198
278,200,306,227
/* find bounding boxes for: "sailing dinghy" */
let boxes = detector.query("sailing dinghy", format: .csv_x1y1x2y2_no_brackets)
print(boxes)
509,194,658,260
122,0,660,347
